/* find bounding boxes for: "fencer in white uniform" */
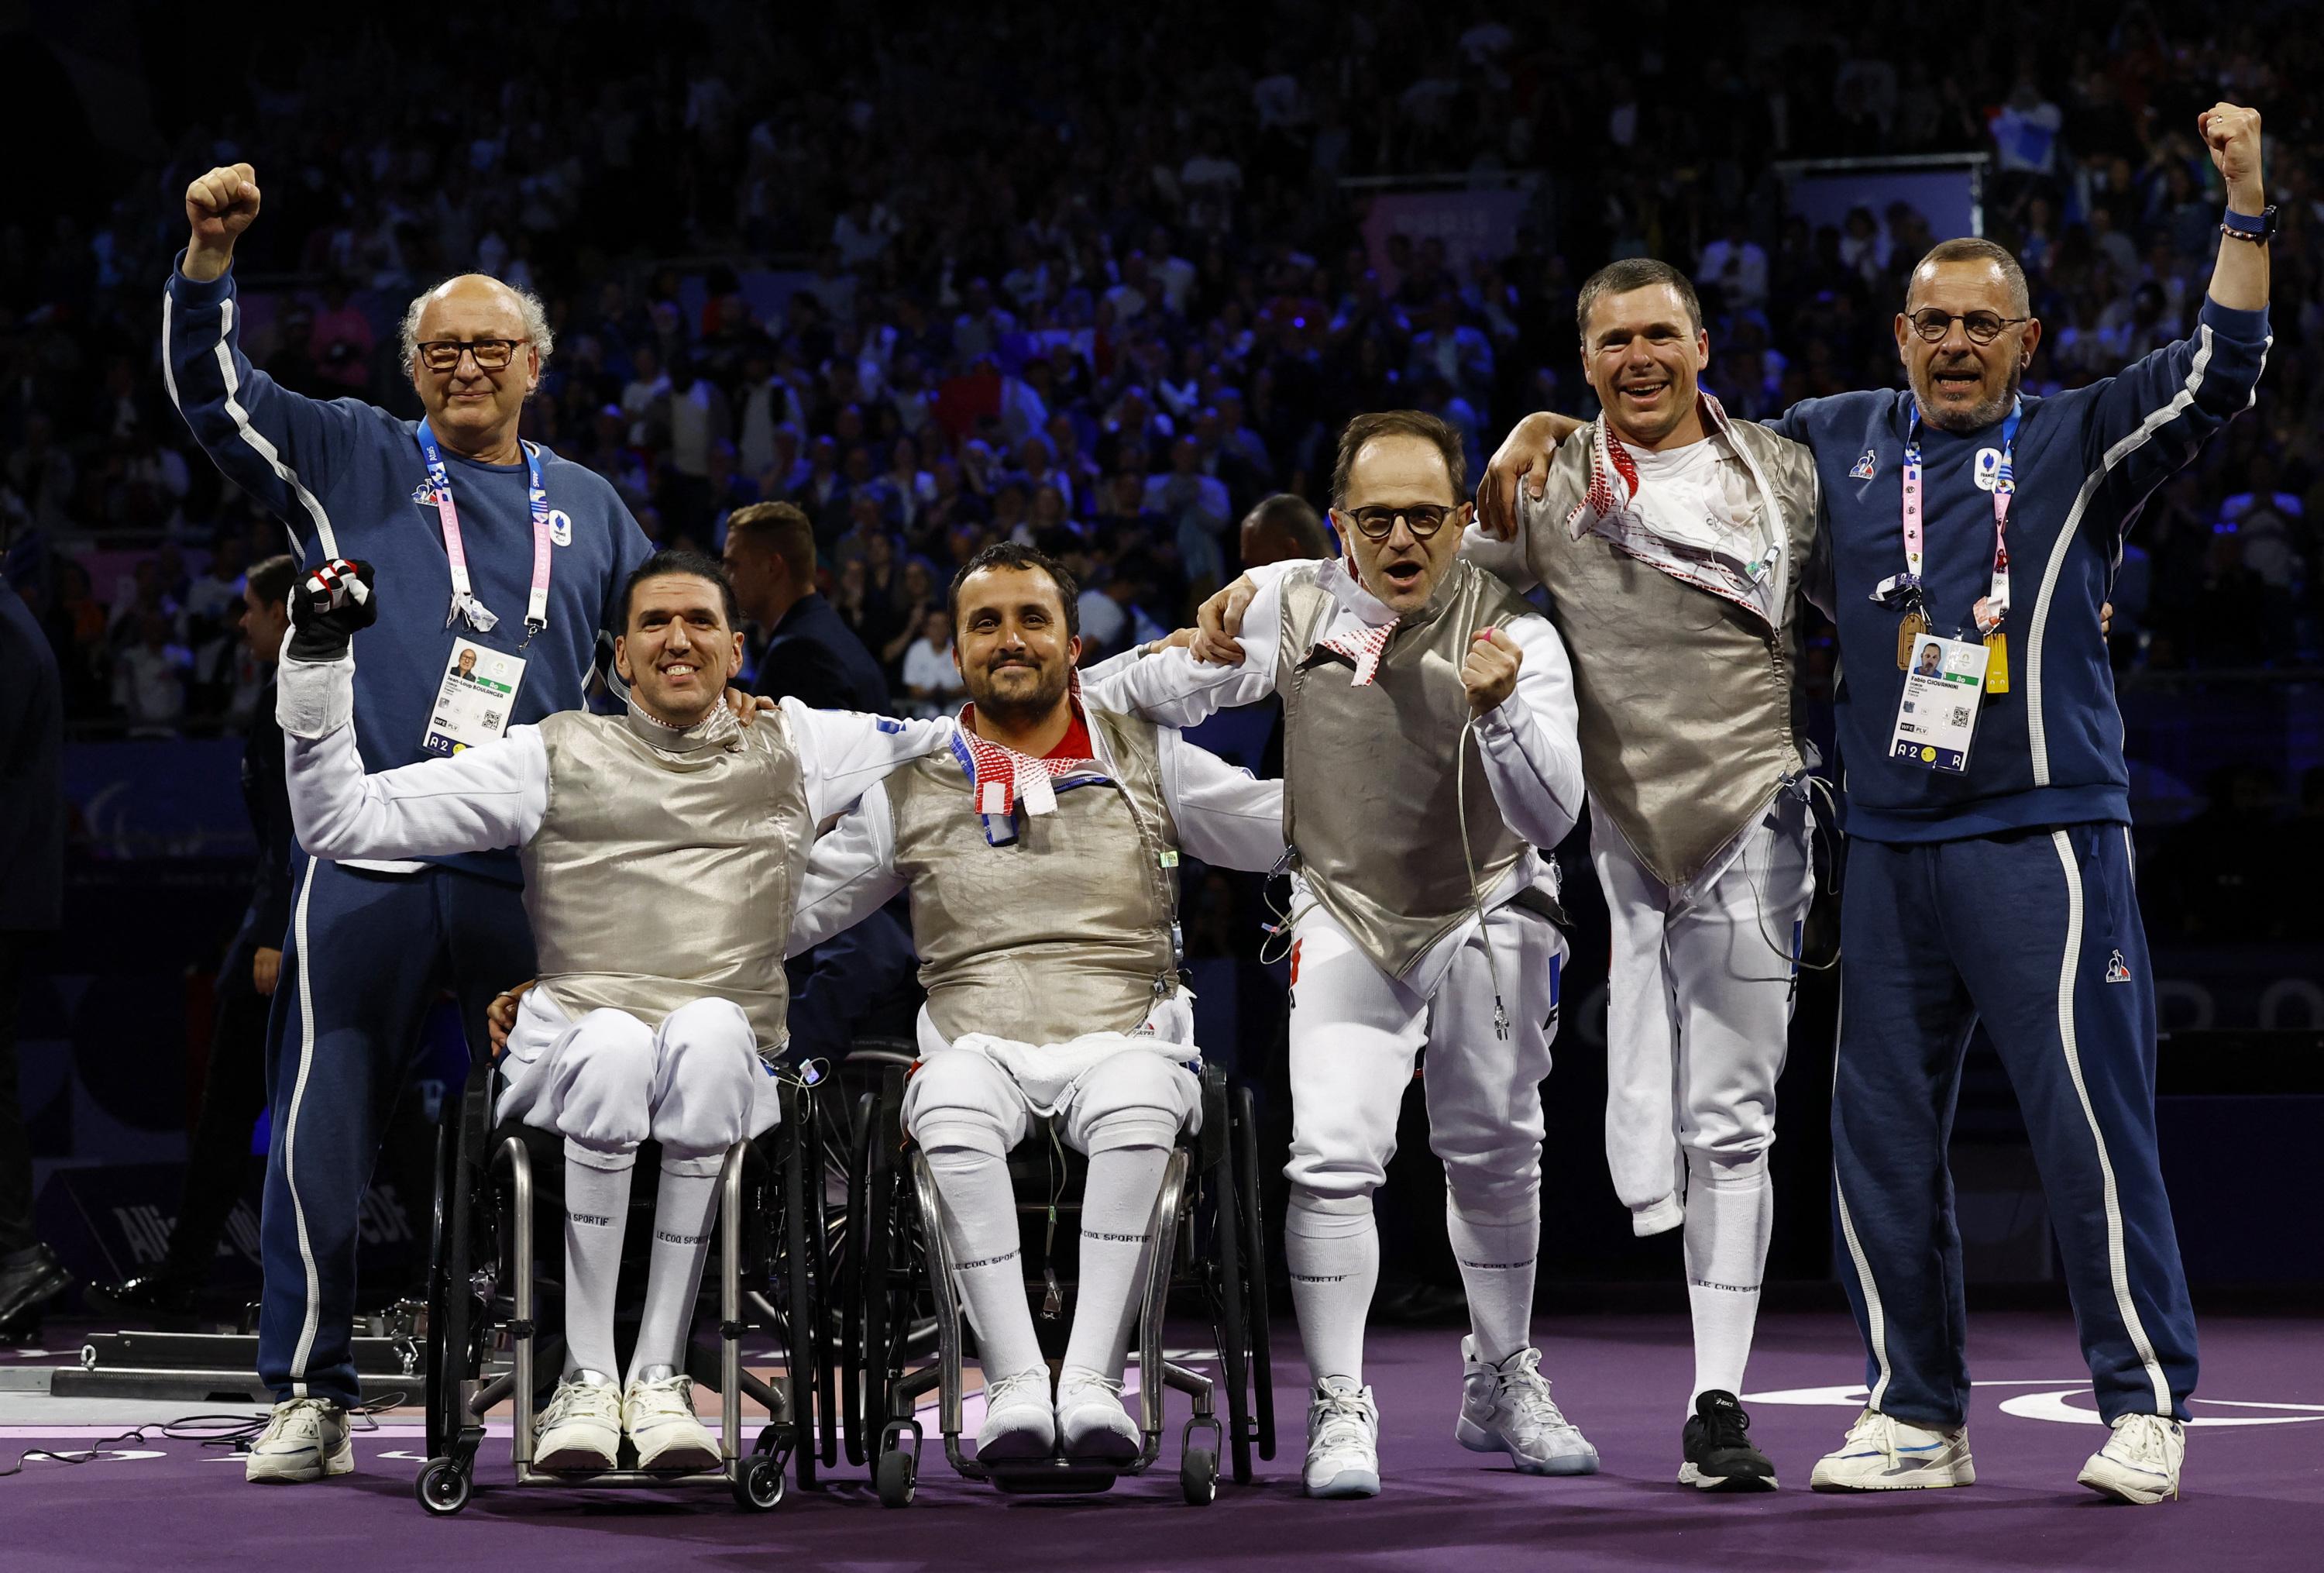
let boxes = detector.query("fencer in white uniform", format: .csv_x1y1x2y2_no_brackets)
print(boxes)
788,542,1282,1466
275,551,951,1474
1463,259,1824,1489
1109,411,1590,1499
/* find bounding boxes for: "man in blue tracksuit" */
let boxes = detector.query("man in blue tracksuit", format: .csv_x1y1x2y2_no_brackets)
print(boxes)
164,163,654,1481
1480,105,2272,1506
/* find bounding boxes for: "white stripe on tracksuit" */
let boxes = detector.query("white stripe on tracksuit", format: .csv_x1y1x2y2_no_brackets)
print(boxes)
160,291,339,558
283,859,325,1396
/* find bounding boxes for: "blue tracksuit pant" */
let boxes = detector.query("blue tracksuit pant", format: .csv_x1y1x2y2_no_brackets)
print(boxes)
1832,822,2195,1427
259,854,535,1405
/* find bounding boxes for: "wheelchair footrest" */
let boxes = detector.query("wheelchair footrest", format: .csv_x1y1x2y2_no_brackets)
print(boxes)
983,1458,1121,1495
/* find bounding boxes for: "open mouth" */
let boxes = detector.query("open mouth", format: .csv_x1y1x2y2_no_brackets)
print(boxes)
1931,366,1982,398
1618,376,1670,407
1380,559,1425,591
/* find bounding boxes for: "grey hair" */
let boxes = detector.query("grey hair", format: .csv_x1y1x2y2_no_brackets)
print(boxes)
399,276,555,370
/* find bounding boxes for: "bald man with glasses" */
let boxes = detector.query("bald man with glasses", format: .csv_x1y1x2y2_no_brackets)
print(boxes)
1103,410,1590,1499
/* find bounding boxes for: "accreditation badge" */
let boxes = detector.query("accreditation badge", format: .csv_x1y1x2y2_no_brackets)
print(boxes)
424,638,528,756
1888,634,1989,774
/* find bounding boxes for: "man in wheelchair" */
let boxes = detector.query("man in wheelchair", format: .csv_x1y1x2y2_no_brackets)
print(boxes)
789,542,1282,1467
273,549,951,1477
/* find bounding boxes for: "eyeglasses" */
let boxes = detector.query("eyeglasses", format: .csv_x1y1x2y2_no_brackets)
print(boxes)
415,339,522,372
1906,309,2030,346
1340,504,1459,541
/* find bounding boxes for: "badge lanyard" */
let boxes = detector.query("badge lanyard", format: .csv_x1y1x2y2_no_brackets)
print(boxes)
416,423,552,645
1879,398,2019,629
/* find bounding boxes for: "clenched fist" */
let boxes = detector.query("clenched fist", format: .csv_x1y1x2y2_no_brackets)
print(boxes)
2198,104,2264,207
1461,626,1523,717
182,163,260,284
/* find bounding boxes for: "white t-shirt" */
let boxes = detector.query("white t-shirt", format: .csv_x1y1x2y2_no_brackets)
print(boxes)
902,638,964,700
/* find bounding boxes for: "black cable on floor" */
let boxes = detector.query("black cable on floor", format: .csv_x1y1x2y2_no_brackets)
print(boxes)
0,1390,408,1476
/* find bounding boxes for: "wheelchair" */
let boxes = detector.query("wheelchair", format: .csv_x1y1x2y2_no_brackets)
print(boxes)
834,1042,1275,1506
413,1040,828,1516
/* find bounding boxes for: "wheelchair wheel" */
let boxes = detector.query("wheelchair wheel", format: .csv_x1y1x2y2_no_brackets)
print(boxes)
732,1452,786,1512
1180,1443,1218,1506
875,1441,916,1508
414,1456,472,1516
1233,1082,1276,1462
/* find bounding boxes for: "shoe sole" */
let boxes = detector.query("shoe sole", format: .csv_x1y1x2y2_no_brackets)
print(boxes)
1456,1416,1599,1475
1679,1461,1779,1491
975,1426,1059,1463
2076,1463,2177,1506
246,1440,353,1483
535,1434,622,1472
1305,1467,1380,1498
1061,1424,1143,1465
1810,1458,1975,1492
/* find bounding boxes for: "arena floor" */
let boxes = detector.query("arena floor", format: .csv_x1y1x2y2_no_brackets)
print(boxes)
4,1311,2319,1571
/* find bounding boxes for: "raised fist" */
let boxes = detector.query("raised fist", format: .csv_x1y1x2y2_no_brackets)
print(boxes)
2197,104,2264,203
182,163,260,282
287,558,378,662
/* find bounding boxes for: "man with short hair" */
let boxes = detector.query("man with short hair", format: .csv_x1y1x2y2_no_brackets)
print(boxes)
165,162,658,1478
1105,411,1590,1498
788,542,1282,1465
1450,255,1823,1491
277,550,949,1481
1239,493,1334,568
1478,104,2275,1508
722,501,889,711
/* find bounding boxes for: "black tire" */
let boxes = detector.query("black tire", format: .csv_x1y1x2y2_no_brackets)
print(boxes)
732,1453,786,1512
414,1457,472,1516
1234,1083,1276,1461
875,1444,916,1508
1180,1445,1218,1506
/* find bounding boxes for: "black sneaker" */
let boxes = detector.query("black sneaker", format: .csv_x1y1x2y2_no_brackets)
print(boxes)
1679,1389,1778,1491
0,1244,73,1341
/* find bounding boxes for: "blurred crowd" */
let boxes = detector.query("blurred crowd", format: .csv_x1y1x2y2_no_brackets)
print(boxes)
4,0,2322,736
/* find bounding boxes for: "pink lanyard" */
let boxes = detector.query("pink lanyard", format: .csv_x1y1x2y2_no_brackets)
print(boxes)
417,423,553,644
1895,399,2019,636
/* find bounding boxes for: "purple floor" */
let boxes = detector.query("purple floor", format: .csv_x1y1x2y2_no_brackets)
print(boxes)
8,1310,2321,1571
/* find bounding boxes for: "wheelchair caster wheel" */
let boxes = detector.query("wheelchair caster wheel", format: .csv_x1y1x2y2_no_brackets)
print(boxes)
1181,1444,1218,1506
414,1457,472,1516
875,1444,916,1508
733,1453,786,1511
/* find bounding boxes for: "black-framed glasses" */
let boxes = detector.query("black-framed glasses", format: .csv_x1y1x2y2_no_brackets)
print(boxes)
1340,504,1459,541
415,338,521,372
1906,309,2030,346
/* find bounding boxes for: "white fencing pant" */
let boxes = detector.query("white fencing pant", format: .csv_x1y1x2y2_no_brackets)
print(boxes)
902,999,1203,1385
1593,789,1813,1405
1282,898,1564,1379
501,991,768,1382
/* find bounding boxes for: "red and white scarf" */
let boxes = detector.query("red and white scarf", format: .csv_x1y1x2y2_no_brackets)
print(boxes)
955,676,1105,820
1563,391,1783,628
1317,618,1397,686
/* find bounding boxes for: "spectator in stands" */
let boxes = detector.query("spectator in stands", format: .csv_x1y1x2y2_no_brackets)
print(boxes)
722,500,889,711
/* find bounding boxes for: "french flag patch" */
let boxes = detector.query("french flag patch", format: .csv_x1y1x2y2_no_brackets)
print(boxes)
1851,449,1879,480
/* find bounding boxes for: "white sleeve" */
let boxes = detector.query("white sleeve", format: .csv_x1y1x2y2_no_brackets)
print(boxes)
783,700,956,825
1093,561,1292,727
1470,613,1585,852
1460,518,1540,594
1156,729,1284,873
277,652,548,861
786,783,908,956
1075,643,1150,692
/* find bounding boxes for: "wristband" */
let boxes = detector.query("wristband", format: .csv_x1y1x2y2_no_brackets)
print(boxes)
2221,204,2278,243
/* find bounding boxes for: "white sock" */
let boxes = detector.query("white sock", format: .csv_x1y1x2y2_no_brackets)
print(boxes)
1683,1150,1772,1409
1284,1194,1377,1387
925,1144,1046,1381
627,1158,721,1387
1446,1195,1538,1367
1064,1144,1167,1380
562,1141,634,1380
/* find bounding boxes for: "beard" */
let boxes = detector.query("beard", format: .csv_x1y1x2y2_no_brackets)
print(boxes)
969,655,1070,721
1917,355,2024,434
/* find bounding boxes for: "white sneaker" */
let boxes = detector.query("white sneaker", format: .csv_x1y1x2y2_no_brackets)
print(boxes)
2077,1412,2184,1505
623,1370,723,1471
976,1366,1057,1463
1455,1338,1600,1476
1055,1365,1142,1465
535,1372,622,1472
1810,1406,1975,1491
1303,1377,1380,1499
243,1396,352,1483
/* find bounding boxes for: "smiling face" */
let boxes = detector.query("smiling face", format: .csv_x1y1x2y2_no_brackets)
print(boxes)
1332,432,1469,615
1581,282,1709,449
1897,257,2042,434
952,564,1079,726
409,276,539,456
613,573,744,726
